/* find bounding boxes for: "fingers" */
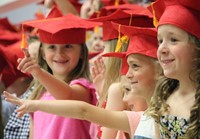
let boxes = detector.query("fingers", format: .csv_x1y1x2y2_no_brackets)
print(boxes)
93,56,105,74
16,111,26,118
22,48,30,57
17,56,37,73
3,91,22,106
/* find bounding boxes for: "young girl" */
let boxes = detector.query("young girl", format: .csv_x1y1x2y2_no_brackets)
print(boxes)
4,25,161,139
10,14,100,139
148,0,200,138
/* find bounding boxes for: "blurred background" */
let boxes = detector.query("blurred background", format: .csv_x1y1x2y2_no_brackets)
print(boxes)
0,0,46,25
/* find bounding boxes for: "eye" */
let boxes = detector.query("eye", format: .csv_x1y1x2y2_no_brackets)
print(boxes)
125,87,131,92
170,37,178,44
158,38,163,46
48,45,55,49
65,44,73,48
123,87,131,95
131,63,139,70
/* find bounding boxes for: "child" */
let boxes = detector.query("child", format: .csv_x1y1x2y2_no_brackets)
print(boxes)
4,25,160,139
148,0,200,138
9,14,100,139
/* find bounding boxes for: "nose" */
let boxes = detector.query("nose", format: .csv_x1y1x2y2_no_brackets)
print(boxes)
126,68,133,80
158,41,169,55
56,47,65,55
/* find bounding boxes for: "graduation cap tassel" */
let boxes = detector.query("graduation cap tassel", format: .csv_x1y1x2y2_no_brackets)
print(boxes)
115,25,129,52
114,0,119,6
21,24,28,49
151,2,158,27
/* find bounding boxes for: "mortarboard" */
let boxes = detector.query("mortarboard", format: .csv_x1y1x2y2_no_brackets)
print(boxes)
90,7,153,41
101,0,127,7
22,14,101,44
112,22,158,58
0,18,19,32
149,0,200,38
0,41,30,87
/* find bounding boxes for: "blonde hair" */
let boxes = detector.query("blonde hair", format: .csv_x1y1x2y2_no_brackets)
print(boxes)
98,39,129,107
148,34,200,139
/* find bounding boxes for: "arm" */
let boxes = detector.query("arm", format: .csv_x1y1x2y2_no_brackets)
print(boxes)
29,118,33,139
101,83,127,139
17,49,91,101
54,0,79,15
4,91,130,133
154,122,161,139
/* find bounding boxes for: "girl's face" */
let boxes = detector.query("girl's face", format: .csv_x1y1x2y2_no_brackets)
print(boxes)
157,25,196,79
42,44,81,77
91,31,105,52
126,54,159,102
121,75,147,111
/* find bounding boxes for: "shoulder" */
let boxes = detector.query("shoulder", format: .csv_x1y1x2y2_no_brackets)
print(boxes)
108,82,122,92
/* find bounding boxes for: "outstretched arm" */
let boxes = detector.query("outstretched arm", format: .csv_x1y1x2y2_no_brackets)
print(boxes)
18,48,91,101
4,91,130,133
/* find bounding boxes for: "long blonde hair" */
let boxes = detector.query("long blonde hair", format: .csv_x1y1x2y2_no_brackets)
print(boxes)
98,39,129,107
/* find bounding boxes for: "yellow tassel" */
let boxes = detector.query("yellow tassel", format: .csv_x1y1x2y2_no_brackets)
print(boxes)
21,25,27,49
94,26,99,34
151,2,158,27
115,35,129,52
114,0,119,6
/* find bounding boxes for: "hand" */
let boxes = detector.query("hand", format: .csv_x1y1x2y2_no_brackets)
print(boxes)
3,91,38,118
17,48,41,77
91,56,106,96
80,0,93,18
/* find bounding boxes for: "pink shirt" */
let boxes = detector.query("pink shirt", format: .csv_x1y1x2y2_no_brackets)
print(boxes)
33,78,97,139
115,111,143,139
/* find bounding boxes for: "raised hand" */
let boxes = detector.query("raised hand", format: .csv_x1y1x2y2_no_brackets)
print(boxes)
3,91,38,118
91,56,106,96
17,48,41,77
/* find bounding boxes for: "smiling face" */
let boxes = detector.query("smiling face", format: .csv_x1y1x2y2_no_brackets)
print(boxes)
126,54,159,104
121,75,148,111
157,25,196,80
42,43,81,78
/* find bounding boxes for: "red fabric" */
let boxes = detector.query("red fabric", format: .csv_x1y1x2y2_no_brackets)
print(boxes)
112,23,158,58
90,8,153,41
22,14,101,44
102,52,128,75
149,0,200,38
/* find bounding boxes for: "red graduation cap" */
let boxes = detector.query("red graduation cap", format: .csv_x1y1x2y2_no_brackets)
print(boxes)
102,52,128,75
112,22,158,58
0,30,21,42
90,7,153,41
22,14,101,44
149,0,200,38
0,41,30,87
98,3,144,17
0,18,19,32
101,0,127,7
